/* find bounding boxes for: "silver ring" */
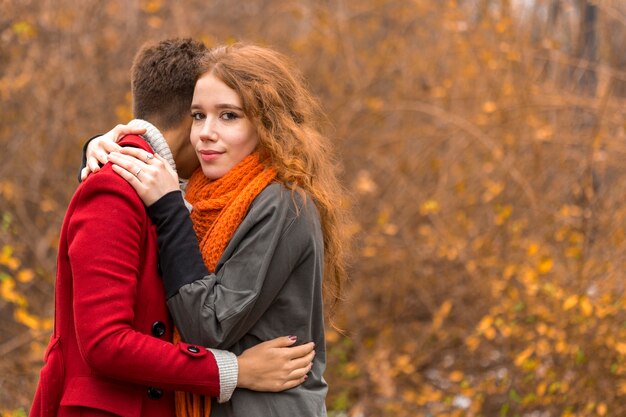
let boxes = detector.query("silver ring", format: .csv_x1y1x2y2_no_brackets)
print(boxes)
135,168,142,177
145,153,154,163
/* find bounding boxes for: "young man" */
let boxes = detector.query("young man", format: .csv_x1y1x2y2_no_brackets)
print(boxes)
30,39,313,417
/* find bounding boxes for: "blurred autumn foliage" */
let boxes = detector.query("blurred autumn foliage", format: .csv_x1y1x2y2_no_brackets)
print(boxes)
2,0,626,416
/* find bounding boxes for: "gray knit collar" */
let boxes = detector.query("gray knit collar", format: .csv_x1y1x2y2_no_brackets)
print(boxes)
128,119,177,173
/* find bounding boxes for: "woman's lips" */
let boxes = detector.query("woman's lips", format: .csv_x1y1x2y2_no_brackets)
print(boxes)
199,150,223,162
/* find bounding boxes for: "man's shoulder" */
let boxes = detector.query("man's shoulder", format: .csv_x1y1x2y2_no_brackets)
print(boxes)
77,134,150,198
118,134,153,152
74,163,143,208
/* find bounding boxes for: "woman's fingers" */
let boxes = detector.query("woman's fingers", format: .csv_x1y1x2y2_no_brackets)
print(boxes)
288,349,316,371
80,166,90,181
83,134,127,179
111,164,147,193
86,155,102,175
264,336,298,349
102,139,123,154
118,146,153,161
108,152,145,174
281,377,307,391
107,124,146,142
284,341,315,360
109,150,179,206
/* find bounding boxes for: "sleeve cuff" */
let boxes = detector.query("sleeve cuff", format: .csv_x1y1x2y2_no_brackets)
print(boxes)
207,348,238,403
77,134,104,183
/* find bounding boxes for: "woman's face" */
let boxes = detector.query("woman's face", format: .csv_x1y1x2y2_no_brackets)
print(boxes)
190,72,259,180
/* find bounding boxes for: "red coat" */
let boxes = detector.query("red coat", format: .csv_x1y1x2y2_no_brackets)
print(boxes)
30,135,220,417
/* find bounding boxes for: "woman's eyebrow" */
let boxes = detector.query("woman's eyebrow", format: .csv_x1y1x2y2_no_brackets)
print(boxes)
215,103,244,111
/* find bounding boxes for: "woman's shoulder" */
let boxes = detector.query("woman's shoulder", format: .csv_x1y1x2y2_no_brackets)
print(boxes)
234,183,322,249
254,183,318,215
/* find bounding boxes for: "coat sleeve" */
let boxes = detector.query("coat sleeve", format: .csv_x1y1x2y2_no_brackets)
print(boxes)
149,185,314,349
67,166,222,396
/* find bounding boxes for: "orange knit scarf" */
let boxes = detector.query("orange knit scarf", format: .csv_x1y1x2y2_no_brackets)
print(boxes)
174,153,277,417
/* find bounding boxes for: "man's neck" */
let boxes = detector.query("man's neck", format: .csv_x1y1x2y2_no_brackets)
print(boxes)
161,123,196,179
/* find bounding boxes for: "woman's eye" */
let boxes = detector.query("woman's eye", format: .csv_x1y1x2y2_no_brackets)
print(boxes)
221,112,239,121
191,112,204,121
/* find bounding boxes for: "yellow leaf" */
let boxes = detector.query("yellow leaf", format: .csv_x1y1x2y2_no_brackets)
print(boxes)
11,21,36,39
432,300,453,330
343,362,360,377
1,278,26,306
495,20,508,33
597,403,608,416
569,232,585,243
40,198,56,213
535,126,553,141
0,245,20,270
0,181,15,200
141,0,162,13
465,335,480,352
514,346,534,367
538,258,553,274
147,16,162,29
377,209,390,225
420,199,439,215
17,269,35,283
477,316,493,333
484,326,496,340
6,257,20,270
495,205,512,225
482,101,497,114
365,97,384,111
565,247,582,258
448,370,464,382
326,329,339,343
536,339,550,357
579,297,593,317
354,170,377,195
41,318,53,331
522,268,538,284
619,380,626,395
563,295,578,311
503,264,516,279
382,224,398,236
432,86,447,98
14,308,40,330
482,180,504,202
395,355,415,374
536,382,547,396
527,243,539,256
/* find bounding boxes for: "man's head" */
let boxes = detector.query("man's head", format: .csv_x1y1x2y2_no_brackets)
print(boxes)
131,38,206,129
131,38,207,177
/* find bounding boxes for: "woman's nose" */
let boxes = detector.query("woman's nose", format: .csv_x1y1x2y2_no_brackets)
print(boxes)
199,119,217,141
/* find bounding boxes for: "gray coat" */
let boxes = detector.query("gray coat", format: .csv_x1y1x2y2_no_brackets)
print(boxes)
151,183,328,417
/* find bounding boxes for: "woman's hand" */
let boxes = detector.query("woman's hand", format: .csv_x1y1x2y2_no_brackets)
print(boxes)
237,336,315,392
81,124,146,180
108,146,180,206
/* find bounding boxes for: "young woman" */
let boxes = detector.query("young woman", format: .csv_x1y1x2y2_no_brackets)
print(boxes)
105,43,349,417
